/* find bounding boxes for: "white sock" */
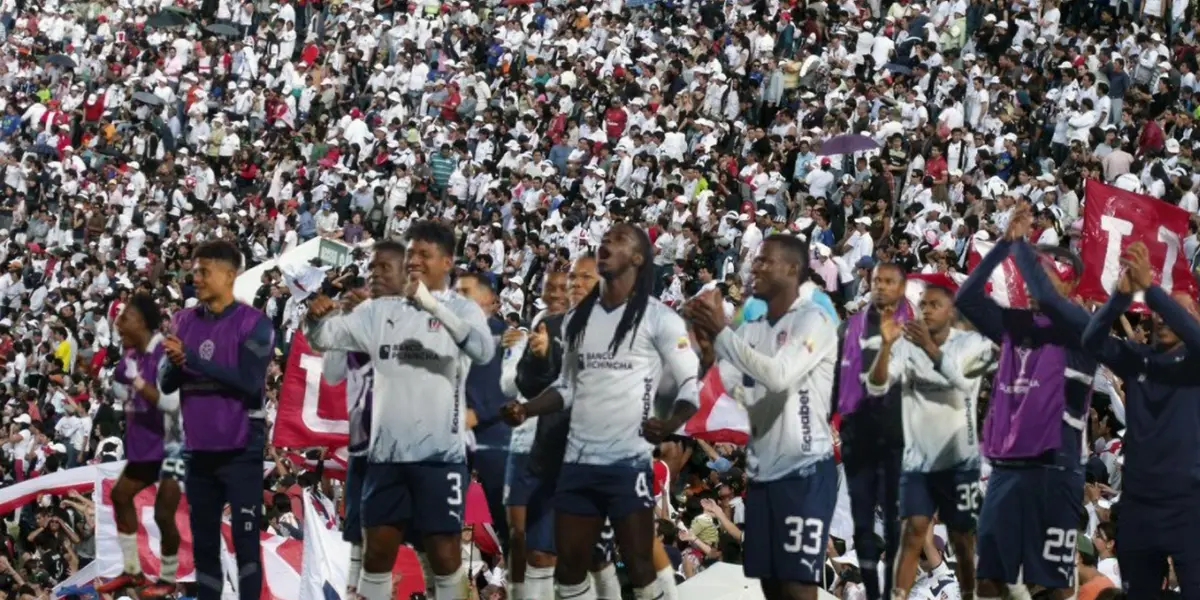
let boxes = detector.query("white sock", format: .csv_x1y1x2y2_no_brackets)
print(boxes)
527,565,555,599
433,564,469,600
347,545,362,593
417,552,435,593
591,564,620,600
509,581,526,600
358,570,392,600
119,532,141,575
557,579,597,600
160,554,179,584
633,580,663,600
655,566,677,600
976,596,1001,600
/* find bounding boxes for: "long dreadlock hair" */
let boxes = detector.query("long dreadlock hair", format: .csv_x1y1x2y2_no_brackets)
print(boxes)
565,223,655,356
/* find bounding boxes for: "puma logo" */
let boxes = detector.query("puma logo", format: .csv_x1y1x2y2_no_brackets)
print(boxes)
800,558,816,573
240,507,256,517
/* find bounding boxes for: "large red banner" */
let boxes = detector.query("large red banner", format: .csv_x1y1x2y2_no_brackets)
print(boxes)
1079,180,1197,311
272,331,350,449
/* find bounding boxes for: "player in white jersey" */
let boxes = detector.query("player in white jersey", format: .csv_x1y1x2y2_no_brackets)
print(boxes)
499,267,570,600
686,234,839,600
318,286,379,599
305,225,495,600
865,274,991,600
502,223,701,600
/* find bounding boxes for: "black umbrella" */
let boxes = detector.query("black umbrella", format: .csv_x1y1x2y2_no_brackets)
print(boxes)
883,62,913,75
146,10,188,28
133,91,166,107
43,54,76,69
205,23,241,38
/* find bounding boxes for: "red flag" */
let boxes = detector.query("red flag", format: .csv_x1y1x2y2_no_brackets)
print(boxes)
272,331,350,449
465,481,502,557
1078,180,1197,311
966,238,1031,308
682,368,750,445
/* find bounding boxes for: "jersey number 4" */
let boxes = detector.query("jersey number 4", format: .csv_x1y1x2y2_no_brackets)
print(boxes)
783,517,824,555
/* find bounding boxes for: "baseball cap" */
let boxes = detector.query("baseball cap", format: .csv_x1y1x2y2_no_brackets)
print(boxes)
1076,534,1096,559
856,256,876,270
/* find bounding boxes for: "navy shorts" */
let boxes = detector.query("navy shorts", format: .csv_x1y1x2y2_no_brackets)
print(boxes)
555,463,655,521
976,465,1084,589
1117,498,1200,598
743,458,838,583
361,462,469,534
505,452,556,554
343,456,368,544
899,467,982,532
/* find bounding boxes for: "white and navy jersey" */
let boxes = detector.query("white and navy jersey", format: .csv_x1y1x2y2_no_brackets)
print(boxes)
499,334,537,454
556,299,700,468
867,329,992,473
322,350,374,457
304,293,493,464
713,300,838,482
908,562,961,600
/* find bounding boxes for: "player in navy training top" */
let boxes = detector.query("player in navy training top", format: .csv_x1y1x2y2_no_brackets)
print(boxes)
955,205,1094,600
502,224,700,600
97,292,184,598
1081,241,1200,599
161,241,275,600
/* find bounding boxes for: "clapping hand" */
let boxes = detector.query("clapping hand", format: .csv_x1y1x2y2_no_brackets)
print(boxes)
501,328,526,349
685,290,726,337
880,313,902,345
699,498,723,517
1122,241,1154,292
641,418,674,444
528,322,551,357
500,401,527,426
308,294,338,319
163,335,186,366
904,319,935,353
1005,203,1033,241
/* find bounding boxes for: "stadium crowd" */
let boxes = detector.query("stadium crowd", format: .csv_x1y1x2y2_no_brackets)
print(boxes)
0,0,1192,596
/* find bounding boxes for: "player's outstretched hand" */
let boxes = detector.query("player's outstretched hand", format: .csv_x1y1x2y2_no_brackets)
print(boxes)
501,328,526,349
528,322,550,357
500,401,527,426
163,336,186,366
308,294,338,319
1123,241,1154,291
641,418,674,444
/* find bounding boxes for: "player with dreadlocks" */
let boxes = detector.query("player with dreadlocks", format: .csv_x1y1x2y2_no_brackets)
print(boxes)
502,222,700,600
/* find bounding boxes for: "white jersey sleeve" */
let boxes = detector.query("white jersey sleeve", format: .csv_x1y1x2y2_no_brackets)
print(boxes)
304,294,481,464
714,301,838,482
561,299,700,467
502,334,538,454
322,349,350,385
870,330,990,473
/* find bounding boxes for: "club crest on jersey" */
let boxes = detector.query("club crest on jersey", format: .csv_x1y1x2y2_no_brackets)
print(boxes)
776,331,788,347
428,318,442,331
198,339,215,361
676,336,690,350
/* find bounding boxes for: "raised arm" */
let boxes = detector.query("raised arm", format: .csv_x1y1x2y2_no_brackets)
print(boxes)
1081,289,1143,375
712,307,839,398
1011,240,1091,342
936,331,998,393
413,284,496,364
500,335,528,398
956,238,1011,343
865,319,907,396
652,311,702,427
304,299,375,355
1145,285,1200,351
